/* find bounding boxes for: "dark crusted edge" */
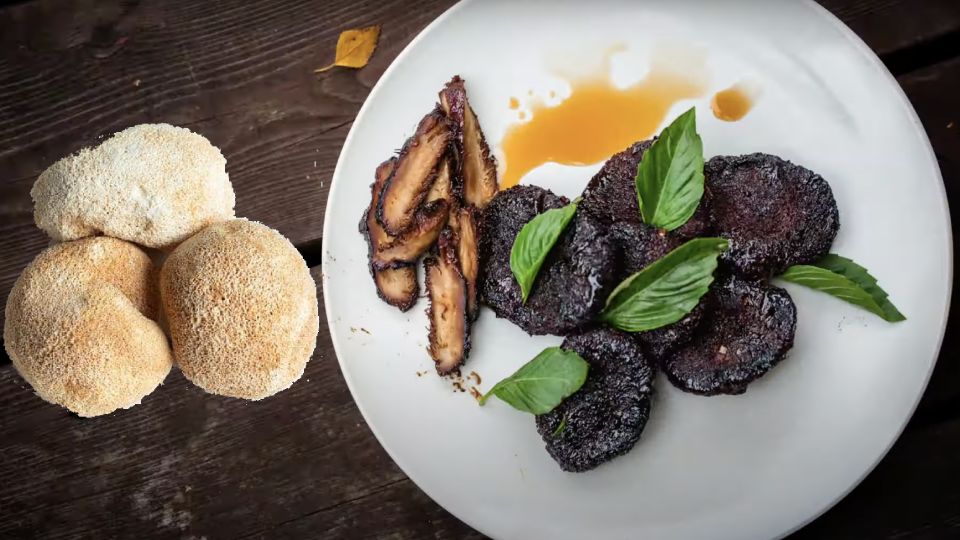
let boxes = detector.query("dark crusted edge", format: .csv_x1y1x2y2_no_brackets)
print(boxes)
454,205,482,322
439,75,499,207
376,106,452,235
661,277,798,396
373,198,450,268
360,157,419,312
424,228,472,375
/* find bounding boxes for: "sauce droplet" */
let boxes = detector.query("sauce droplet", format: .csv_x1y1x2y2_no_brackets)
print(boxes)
518,111,527,120
508,97,520,110
501,49,707,188
711,83,754,122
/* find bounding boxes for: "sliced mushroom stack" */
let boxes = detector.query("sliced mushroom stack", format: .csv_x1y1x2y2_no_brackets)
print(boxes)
359,75,499,375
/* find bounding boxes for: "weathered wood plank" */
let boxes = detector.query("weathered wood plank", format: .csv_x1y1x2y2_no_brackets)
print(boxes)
1,1,959,538
817,0,960,70
0,0,956,335
1,0,958,336
0,0,457,331
790,417,960,539
235,415,960,540
898,56,960,425
243,479,486,540
0,269,420,539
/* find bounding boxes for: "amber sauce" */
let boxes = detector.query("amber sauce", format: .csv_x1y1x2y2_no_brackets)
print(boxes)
711,83,755,122
500,51,708,188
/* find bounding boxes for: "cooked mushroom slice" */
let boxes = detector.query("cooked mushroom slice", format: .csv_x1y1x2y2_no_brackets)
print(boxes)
536,328,654,472
373,264,418,312
661,275,797,395
374,199,450,267
361,158,397,251
360,158,418,311
426,154,454,203
706,153,839,278
449,206,481,320
377,107,452,235
425,229,471,375
478,186,618,336
439,76,498,208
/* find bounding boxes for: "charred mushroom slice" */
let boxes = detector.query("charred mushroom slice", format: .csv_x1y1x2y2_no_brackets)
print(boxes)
377,107,452,235
662,274,797,396
478,186,618,336
439,76,498,208
360,158,419,311
449,206,481,321
425,229,471,375
373,265,418,312
706,153,839,279
608,220,709,362
580,140,714,359
374,199,450,267
536,328,654,473
579,139,656,226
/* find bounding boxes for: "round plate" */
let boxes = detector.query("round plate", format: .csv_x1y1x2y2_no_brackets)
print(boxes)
322,1,952,538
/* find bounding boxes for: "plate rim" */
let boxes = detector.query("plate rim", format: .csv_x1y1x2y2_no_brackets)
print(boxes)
321,1,954,537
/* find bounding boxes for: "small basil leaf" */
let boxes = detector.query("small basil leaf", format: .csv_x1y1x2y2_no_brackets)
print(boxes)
780,255,905,322
510,200,579,303
601,237,727,332
479,347,588,415
635,107,705,231
552,416,568,437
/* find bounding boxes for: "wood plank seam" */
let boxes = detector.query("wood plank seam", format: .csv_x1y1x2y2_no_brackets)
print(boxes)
235,476,411,539
882,29,960,75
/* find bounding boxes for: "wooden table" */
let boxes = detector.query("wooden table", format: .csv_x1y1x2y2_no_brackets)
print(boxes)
1,1,958,538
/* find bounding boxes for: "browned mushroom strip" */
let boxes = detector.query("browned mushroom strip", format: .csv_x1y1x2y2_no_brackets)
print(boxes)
373,264,418,312
360,158,418,311
362,158,397,249
451,207,480,321
425,229,471,375
426,155,454,203
374,199,450,267
439,76,499,208
377,107,452,235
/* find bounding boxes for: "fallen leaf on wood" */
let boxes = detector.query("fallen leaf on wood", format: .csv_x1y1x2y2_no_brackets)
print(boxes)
315,25,381,73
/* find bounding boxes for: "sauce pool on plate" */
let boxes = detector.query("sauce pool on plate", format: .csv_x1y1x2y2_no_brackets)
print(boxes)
711,82,756,122
500,49,708,188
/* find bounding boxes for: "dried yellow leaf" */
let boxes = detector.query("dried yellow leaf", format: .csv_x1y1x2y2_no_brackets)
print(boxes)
315,25,381,73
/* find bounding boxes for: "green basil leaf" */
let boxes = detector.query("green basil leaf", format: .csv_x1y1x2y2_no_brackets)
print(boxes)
601,237,727,332
552,416,568,437
635,107,705,231
510,200,579,303
780,255,905,322
479,347,588,415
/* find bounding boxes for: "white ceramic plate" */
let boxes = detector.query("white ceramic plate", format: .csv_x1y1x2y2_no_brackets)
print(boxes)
322,1,952,538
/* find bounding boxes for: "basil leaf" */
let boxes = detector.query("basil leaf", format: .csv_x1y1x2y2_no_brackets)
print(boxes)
510,200,579,303
781,255,905,322
635,107,705,231
479,347,588,415
601,237,727,332
552,416,568,437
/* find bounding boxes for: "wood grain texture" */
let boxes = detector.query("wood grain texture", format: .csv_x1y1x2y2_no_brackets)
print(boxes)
789,417,960,539
0,268,474,539
899,56,960,425
0,0,457,331
0,0,958,333
818,0,960,66
1,1,960,539
900,56,960,425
